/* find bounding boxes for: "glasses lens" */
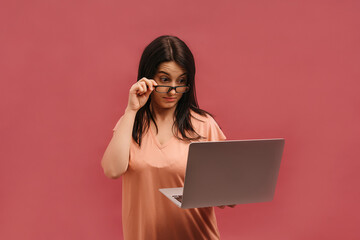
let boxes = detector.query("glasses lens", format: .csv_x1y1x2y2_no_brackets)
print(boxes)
155,86,190,93
155,86,170,93
176,86,189,93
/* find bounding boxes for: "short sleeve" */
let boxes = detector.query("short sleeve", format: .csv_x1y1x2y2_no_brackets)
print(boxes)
206,116,227,141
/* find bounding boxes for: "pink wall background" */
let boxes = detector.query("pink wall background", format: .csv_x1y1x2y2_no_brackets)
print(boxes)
1,0,359,239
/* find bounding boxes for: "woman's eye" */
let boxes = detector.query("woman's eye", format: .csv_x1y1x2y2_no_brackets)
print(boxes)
160,77,168,81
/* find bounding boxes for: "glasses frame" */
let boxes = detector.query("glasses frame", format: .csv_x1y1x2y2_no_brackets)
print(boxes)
154,85,190,93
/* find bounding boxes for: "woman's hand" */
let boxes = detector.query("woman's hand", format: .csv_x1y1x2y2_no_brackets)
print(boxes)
217,204,237,209
126,77,158,112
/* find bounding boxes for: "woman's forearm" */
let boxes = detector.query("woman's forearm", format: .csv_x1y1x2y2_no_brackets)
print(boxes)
101,108,137,179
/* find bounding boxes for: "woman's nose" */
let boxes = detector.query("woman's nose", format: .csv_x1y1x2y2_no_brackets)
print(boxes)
168,88,176,94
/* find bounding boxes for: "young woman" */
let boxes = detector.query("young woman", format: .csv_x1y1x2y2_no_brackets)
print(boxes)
101,35,236,240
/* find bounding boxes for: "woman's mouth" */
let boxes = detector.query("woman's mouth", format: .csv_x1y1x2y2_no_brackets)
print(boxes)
164,97,176,102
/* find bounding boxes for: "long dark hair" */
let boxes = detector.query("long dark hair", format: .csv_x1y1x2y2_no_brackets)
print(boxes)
133,35,215,147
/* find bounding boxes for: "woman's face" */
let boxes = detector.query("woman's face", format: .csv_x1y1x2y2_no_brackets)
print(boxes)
150,61,188,110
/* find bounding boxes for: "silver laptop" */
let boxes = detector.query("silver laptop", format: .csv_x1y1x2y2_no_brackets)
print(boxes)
159,138,285,209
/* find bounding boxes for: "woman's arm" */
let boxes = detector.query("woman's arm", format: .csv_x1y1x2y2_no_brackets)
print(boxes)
100,78,157,179
101,108,137,179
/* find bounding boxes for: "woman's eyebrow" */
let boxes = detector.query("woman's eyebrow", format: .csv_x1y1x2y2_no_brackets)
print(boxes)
157,71,187,77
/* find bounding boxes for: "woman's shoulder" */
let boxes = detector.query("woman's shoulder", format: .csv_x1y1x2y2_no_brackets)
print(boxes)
190,109,216,123
189,109,220,130
189,109,226,141
189,109,212,123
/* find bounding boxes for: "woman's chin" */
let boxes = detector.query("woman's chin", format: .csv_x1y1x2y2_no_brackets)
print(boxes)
161,102,178,108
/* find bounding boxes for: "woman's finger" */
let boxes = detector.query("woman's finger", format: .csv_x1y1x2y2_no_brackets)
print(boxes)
143,80,154,91
137,81,149,95
142,78,157,90
135,82,143,92
151,80,158,87
142,81,149,92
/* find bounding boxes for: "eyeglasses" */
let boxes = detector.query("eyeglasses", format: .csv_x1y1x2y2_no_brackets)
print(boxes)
154,85,190,93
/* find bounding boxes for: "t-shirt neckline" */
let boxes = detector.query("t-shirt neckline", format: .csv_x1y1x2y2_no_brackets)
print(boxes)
149,125,176,150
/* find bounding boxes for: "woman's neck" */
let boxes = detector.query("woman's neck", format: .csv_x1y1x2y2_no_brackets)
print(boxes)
150,103,176,123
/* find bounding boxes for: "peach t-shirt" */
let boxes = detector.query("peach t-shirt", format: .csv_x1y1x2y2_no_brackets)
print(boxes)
112,110,227,240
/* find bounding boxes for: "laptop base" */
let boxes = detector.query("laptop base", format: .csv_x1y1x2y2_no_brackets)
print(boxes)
159,187,183,208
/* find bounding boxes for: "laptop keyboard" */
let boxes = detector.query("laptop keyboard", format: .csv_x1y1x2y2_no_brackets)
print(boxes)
172,195,183,203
